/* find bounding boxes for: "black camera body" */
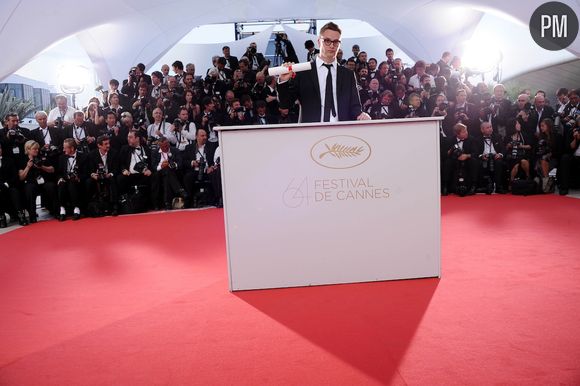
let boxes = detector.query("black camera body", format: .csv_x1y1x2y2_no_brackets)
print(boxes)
134,161,148,174
97,164,107,180
509,141,524,160
54,117,64,130
197,156,206,181
451,144,464,159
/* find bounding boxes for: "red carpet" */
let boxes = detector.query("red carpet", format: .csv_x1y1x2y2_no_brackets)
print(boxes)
0,197,579,385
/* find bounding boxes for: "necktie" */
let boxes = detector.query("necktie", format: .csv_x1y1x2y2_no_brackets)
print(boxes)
322,64,336,122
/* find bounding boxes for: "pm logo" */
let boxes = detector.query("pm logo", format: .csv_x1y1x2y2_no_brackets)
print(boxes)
310,135,371,169
530,2,578,50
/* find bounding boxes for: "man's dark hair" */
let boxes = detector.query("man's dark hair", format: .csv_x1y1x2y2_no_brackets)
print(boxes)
217,57,226,66
106,111,118,119
222,45,230,51
319,22,342,35
556,88,569,96
137,63,146,71
304,40,315,49
73,111,84,119
239,58,249,67
109,79,119,87
386,48,394,54
256,100,267,109
151,71,162,80
202,96,213,108
420,74,431,82
240,94,252,104
172,60,184,70
346,58,356,65
96,134,110,146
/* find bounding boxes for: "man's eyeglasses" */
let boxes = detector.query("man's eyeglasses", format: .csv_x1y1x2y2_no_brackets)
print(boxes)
321,38,341,47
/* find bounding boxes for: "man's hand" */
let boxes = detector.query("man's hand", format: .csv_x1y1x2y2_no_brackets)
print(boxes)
161,160,169,169
357,112,371,120
143,169,152,177
278,62,294,82
122,169,130,176
91,173,99,180
494,154,503,160
458,154,469,161
87,136,95,144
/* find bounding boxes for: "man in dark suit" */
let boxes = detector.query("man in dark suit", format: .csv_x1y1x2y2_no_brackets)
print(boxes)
442,123,479,196
305,40,319,62
30,111,63,165
0,113,30,160
476,121,506,194
117,130,152,198
183,128,218,207
87,135,120,215
150,137,187,210
0,146,25,226
222,46,239,72
64,111,97,154
278,22,370,123
529,94,555,136
57,138,89,221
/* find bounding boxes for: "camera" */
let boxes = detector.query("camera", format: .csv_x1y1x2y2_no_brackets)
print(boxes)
133,118,145,129
162,98,172,108
173,118,184,131
422,83,431,93
509,141,524,160
247,46,257,55
55,116,64,130
234,107,245,114
451,143,463,159
482,153,495,172
134,161,148,174
40,144,59,158
97,164,107,180
32,157,43,168
438,102,449,111
78,138,90,154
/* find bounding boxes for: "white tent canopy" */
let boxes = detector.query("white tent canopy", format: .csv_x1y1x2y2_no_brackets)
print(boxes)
1,0,578,98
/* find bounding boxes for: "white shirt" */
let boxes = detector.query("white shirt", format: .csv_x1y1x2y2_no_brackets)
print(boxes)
408,73,435,90
174,122,196,151
129,147,147,174
99,151,109,174
147,121,172,140
38,127,51,145
48,106,77,123
72,125,86,140
213,146,221,164
482,137,497,155
67,152,78,173
156,149,173,171
315,56,338,123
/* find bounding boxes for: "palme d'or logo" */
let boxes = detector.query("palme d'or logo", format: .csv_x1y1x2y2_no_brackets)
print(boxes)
310,135,371,169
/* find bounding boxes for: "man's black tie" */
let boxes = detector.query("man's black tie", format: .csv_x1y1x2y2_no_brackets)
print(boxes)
322,63,336,122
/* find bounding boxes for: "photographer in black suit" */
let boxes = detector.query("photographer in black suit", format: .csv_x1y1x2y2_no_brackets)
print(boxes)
57,138,89,221
87,135,120,216
0,146,24,227
1,113,30,160
305,40,319,62
151,137,187,210
442,123,478,196
183,129,217,207
30,111,62,166
222,46,239,72
117,130,152,197
64,111,97,154
278,22,370,123
477,121,506,194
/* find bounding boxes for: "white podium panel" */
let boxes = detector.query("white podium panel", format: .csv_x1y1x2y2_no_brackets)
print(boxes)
216,118,441,291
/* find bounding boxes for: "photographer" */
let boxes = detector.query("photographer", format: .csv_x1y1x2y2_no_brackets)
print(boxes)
251,72,267,101
558,116,580,195
444,89,478,138
102,93,127,119
131,82,152,127
222,45,239,72
65,111,97,154
18,140,57,224
146,108,173,146
368,58,378,79
216,57,233,85
172,61,185,86
305,39,319,62
203,68,227,101
245,42,266,72
151,136,187,210
529,94,555,136
560,89,579,138
56,138,89,221
275,33,299,64
361,78,381,112
182,90,199,123
512,94,535,137
87,135,119,216
104,111,127,151
263,76,279,117
171,108,197,152
0,146,25,227
150,71,164,99
369,90,400,120
47,94,77,128
117,130,152,198
487,84,513,138
477,121,506,194
232,69,251,99
402,93,428,118
183,128,218,208
1,113,31,160
30,111,62,166
121,66,141,100
409,60,435,91
197,97,222,143
225,98,250,126
505,118,535,185
253,100,276,125
431,94,449,120
442,123,478,196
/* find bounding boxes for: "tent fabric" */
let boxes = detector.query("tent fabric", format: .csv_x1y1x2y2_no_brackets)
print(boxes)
0,0,578,85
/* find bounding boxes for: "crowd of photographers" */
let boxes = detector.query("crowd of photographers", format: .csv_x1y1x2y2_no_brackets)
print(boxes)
1,40,579,227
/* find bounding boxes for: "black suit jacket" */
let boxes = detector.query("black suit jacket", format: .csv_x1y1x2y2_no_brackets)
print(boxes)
278,61,362,123
30,127,63,149
182,142,217,171
88,148,120,176
444,136,478,159
57,152,89,181
151,146,183,171
119,145,152,173
476,135,505,157
224,56,239,72
0,156,18,187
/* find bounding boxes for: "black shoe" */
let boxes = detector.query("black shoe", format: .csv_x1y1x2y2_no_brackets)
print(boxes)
441,187,448,196
58,214,66,222
111,207,119,217
495,188,507,194
178,189,189,200
0,214,7,228
29,216,37,224
164,202,172,210
466,187,476,196
72,213,81,221
559,188,569,196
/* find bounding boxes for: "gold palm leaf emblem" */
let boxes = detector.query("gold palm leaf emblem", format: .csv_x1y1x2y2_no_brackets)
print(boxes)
319,143,365,159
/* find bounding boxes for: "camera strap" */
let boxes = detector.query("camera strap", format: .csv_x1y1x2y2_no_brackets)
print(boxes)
42,128,51,145
68,157,77,174
73,125,86,140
